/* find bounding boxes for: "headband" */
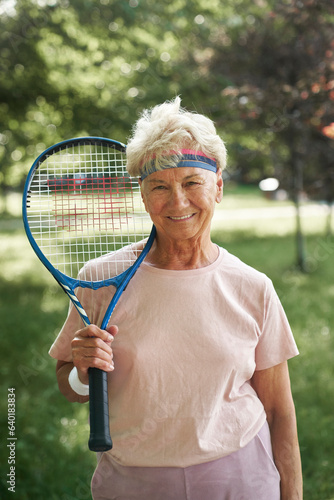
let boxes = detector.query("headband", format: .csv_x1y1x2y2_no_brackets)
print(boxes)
140,149,217,180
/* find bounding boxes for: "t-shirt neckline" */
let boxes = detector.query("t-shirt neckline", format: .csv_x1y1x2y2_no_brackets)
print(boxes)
141,246,225,276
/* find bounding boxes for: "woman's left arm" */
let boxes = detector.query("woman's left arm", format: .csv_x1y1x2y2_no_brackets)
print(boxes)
251,361,303,500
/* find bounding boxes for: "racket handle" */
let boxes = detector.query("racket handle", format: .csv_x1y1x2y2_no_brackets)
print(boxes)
88,368,113,452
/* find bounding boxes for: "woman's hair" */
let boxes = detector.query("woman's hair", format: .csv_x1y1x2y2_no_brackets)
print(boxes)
126,96,227,177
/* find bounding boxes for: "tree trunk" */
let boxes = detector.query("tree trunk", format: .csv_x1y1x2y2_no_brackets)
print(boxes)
294,192,307,271
326,202,333,237
289,128,308,272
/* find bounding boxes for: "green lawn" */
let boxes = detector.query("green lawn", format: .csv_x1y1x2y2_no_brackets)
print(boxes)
0,206,333,499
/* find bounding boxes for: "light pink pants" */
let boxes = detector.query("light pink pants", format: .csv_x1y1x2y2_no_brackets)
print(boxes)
91,421,280,500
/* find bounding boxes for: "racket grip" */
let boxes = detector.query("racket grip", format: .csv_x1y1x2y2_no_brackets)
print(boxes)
88,368,113,452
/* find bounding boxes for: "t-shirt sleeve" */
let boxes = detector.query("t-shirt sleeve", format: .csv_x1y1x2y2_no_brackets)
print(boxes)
48,299,82,362
48,285,115,361
255,280,299,370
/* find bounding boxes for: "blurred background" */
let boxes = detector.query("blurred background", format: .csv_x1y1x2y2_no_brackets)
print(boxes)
0,0,333,498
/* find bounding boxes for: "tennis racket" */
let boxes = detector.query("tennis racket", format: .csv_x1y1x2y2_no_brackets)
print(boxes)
22,137,155,452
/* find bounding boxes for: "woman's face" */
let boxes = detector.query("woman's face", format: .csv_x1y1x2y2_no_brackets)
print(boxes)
140,167,223,243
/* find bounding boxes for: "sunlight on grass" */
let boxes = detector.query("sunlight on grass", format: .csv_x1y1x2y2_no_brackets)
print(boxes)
221,183,290,210
212,212,330,237
1,191,23,216
0,230,51,283
213,191,332,237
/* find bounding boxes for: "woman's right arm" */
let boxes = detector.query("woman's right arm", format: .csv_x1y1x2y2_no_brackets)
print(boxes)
56,324,118,403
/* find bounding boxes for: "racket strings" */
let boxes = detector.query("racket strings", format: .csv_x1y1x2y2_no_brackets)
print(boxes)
26,141,150,282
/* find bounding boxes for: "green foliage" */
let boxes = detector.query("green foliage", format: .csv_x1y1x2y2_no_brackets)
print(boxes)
1,0,332,199
203,0,334,194
1,0,211,186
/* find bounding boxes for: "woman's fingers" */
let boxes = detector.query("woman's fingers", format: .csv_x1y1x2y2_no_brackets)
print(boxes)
75,324,116,342
71,325,118,382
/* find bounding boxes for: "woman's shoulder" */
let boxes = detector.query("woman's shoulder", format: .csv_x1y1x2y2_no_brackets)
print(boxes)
218,247,272,288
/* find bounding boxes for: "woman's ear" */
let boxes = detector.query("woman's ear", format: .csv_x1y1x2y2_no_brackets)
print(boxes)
215,169,223,203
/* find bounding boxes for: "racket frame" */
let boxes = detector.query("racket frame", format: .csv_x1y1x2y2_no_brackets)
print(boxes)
22,137,155,451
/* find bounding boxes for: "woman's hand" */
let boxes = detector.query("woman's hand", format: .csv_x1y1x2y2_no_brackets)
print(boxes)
71,324,118,385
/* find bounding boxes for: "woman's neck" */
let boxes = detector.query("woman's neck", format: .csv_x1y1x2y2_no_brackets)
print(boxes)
145,235,218,270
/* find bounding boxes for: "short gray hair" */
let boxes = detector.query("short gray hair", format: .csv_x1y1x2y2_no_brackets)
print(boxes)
126,96,227,177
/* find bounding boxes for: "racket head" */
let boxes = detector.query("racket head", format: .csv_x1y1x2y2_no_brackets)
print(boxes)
22,137,155,454
22,137,152,290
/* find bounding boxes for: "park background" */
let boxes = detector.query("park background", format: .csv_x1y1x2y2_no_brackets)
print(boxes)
0,0,333,498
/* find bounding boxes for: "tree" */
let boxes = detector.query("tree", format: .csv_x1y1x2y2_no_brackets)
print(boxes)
199,0,334,269
0,0,192,207
1,0,333,257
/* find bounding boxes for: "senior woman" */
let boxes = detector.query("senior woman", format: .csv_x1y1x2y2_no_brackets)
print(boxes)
50,97,302,500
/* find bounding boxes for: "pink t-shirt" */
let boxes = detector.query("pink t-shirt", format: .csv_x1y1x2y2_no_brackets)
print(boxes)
49,247,299,467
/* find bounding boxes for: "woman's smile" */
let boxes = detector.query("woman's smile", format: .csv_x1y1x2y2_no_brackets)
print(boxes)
167,213,196,221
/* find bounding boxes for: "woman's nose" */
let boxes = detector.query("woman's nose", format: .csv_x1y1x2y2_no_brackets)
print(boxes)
169,186,188,207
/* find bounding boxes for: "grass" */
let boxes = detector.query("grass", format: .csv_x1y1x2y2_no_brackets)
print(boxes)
0,194,333,498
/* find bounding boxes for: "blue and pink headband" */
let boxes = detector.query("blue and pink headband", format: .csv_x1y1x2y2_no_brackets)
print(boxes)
140,149,217,180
